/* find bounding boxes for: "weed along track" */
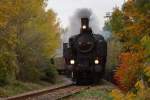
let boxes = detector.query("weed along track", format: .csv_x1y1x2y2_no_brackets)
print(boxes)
63,80,117,100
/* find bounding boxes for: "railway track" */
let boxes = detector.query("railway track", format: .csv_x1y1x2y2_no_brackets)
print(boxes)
4,79,115,100
5,83,90,100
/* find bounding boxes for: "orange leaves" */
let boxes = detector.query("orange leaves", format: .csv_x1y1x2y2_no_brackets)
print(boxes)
114,52,144,91
126,24,144,36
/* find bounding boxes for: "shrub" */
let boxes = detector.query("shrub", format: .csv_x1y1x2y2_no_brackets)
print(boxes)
105,38,122,81
110,80,150,100
110,66,150,100
0,50,18,86
0,67,8,86
41,63,58,83
114,52,144,91
18,65,42,82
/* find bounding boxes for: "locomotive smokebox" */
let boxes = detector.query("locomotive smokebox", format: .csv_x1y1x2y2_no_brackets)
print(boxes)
81,18,89,29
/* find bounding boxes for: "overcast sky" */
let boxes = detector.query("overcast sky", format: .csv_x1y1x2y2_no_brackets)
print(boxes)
47,0,124,29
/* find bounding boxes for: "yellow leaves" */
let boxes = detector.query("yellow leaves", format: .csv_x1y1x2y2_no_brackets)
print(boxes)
141,36,150,50
135,80,145,90
110,89,124,100
0,19,7,27
110,87,150,100
141,35,150,43
144,67,150,77
126,24,143,36
140,35,150,62
110,89,136,100
134,80,150,100
0,1,14,27
124,0,142,19
110,80,150,100
125,92,136,100
144,66,150,82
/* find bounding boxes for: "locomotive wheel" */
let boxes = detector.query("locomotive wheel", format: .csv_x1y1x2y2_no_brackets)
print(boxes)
65,70,72,78
76,77,81,85
75,72,82,85
101,66,106,78
71,71,80,85
93,72,101,83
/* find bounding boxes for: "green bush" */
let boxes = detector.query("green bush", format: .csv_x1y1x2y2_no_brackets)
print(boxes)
18,65,42,82
42,64,58,83
0,68,8,86
0,50,18,86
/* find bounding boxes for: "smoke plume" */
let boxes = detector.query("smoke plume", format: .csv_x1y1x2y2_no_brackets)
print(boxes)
63,8,110,43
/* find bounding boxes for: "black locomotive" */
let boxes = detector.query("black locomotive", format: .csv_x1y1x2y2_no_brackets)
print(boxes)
63,17,107,84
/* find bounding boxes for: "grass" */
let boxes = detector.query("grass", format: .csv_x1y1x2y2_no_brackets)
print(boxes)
0,80,51,97
66,85,114,100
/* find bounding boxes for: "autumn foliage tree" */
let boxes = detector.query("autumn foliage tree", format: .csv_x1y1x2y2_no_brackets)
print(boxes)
107,0,150,91
0,0,60,85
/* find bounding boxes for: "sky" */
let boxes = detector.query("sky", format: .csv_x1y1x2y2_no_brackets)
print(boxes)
47,0,125,30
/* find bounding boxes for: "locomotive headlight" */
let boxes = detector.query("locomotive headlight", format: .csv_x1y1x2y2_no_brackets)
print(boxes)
70,59,75,65
82,25,86,29
94,59,99,64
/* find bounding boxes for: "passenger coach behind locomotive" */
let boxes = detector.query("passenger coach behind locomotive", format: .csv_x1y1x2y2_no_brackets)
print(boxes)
63,17,107,84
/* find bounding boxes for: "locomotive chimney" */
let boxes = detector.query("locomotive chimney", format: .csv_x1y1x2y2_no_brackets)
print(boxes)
80,17,92,34
81,18,89,29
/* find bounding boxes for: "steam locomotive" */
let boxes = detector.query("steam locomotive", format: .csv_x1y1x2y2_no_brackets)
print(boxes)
63,17,107,84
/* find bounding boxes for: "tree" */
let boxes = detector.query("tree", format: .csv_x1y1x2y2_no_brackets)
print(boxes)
0,0,60,84
107,0,150,91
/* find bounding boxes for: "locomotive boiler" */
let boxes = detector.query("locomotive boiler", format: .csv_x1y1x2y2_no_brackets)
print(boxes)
63,17,107,84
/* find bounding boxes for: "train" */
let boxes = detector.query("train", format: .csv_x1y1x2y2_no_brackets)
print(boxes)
63,17,107,84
